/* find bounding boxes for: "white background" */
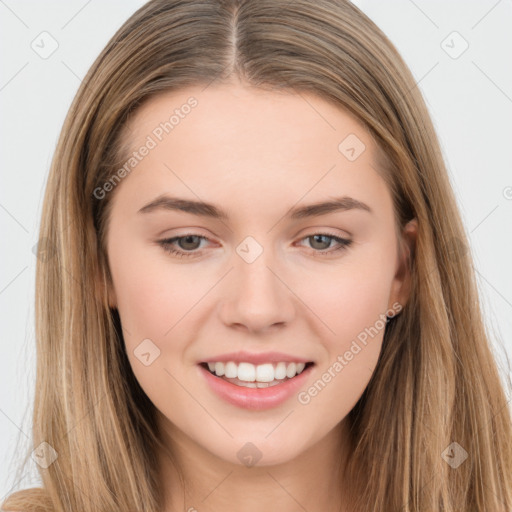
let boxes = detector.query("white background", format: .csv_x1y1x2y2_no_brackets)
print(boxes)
1,0,511,500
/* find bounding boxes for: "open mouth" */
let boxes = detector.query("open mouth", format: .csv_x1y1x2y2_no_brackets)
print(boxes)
199,361,315,388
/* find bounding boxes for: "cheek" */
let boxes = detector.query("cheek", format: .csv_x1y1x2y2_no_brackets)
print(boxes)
295,269,389,422
296,245,394,408
109,241,205,343
108,246,207,410
305,254,394,347
309,276,386,375
108,243,222,406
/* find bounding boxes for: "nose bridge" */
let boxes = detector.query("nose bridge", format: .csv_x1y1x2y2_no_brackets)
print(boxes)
219,234,295,331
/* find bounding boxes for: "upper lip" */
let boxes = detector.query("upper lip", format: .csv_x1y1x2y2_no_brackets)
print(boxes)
200,351,314,365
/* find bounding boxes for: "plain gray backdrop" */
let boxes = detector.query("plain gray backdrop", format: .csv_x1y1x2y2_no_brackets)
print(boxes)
1,0,511,500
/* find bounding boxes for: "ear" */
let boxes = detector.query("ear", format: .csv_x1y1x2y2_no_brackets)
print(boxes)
95,252,118,310
388,218,417,311
106,278,118,310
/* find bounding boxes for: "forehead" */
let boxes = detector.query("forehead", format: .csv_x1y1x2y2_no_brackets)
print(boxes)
125,83,370,157
113,83,390,220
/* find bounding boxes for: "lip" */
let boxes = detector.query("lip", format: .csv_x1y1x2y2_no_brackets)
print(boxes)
198,362,314,410
200,350,313,365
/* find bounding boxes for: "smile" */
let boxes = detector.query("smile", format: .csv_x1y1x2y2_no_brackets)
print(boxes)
203,361,311,386
198,361,315,410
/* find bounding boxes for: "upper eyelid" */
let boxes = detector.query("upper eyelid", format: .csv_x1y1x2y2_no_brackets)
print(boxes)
161,232,350,248
161,231,349,240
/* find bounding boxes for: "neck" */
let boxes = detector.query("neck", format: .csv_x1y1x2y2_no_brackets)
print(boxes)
157,417,353,512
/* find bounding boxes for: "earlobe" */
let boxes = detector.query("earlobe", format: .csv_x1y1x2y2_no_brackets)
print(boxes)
107,284,117,310
389,218,418,311
105,269,117,309
95,258,117,310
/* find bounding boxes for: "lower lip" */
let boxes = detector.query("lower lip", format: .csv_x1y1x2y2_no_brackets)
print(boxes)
198,363,314,410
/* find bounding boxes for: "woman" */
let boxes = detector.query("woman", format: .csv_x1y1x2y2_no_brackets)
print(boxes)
3,0,511,511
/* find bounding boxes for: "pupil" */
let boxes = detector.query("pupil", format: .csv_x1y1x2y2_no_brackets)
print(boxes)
181,235,199,250
311,234,329,250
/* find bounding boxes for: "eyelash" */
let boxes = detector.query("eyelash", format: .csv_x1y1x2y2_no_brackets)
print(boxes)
158,232,352,259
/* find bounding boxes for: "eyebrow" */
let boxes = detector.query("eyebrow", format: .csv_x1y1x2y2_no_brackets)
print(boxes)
137,194,372,220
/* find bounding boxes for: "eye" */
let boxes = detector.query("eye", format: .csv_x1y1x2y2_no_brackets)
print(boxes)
158,232,352,259
158,234,209,259
297,233,352,257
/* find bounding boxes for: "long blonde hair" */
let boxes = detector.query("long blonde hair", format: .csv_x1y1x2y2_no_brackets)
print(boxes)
3,1,511,510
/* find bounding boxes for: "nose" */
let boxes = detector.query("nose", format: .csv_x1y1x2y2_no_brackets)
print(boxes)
218,248,296,334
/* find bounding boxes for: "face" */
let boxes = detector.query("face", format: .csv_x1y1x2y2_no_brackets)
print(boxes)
103,82,415,467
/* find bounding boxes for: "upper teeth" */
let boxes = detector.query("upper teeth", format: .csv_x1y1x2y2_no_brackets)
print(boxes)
207,361,307,382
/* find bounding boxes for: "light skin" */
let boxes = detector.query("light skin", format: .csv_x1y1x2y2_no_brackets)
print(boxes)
104,80,417,512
